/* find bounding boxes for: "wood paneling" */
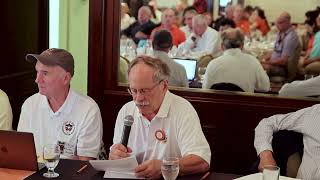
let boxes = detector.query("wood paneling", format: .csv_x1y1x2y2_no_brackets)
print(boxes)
88,0,320,175
0,0,48,129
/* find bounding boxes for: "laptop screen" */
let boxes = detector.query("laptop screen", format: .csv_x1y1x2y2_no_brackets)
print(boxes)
173,58,197,81
0,130,38,171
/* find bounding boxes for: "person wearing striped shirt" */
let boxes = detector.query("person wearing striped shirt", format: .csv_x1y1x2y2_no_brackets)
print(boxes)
254,104,320,180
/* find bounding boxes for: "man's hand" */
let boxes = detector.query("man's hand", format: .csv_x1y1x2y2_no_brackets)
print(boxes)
135,159,162,179
258,150,277,171
135,31,148,39
108,143,132,160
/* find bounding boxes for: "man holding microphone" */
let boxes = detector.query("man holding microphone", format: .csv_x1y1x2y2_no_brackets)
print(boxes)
109,56,211,179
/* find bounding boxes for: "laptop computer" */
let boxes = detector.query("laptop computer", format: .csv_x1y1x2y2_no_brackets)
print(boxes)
0,130,38,171
173,58,197,81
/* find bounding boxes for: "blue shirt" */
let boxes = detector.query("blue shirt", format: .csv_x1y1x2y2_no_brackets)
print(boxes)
271,28,299,60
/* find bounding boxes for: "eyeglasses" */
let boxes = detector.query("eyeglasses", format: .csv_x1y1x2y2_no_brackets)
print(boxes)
128,80,163,96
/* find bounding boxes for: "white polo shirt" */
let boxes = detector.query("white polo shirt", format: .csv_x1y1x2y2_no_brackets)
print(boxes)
0,89,12,130
112,91,211,165
18,89,103,159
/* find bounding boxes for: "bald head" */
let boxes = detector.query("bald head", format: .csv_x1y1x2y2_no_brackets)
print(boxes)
138,6,152,24
276,12,292,32
221,28,244,49
279,12,291,22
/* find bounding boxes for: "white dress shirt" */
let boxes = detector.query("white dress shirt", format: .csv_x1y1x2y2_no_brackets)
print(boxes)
254,104,320,180
202,48,270,92
279,76,320,97
178,27,221,56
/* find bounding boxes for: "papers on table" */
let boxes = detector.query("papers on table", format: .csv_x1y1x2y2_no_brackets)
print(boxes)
234,173,301,180
89,156,143,179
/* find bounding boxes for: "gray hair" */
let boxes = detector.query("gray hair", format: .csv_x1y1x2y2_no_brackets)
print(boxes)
221,28,244,49
139,6,152,16
192,14,207,26
128,56,170,82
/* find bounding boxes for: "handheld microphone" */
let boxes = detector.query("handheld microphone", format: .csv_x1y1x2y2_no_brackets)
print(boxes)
120,115,134,147
191,36,196,42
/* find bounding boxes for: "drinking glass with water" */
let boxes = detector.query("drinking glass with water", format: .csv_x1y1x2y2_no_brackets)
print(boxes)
161,157,179,180
43,144,60,178
263,165,280,180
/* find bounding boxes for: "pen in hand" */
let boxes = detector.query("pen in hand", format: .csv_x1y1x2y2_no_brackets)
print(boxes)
200,171,210,180
76,164,88,174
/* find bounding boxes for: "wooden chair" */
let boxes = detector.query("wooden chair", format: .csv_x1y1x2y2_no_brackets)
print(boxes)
119,56,130,83
210,83,244,92
195,54,214,80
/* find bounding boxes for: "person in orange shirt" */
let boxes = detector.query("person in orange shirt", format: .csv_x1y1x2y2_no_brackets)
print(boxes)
250,7,270,36
233,5,250,36
151,8,186,46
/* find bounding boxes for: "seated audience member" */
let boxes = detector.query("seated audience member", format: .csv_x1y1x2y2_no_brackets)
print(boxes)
180,6,198,38
18,48,103,160
250,7,270,36
178,14,221,56
0,89,12,130
109,56,211,179
262,12,300,78
279,75,320,97
243,5,254,20
121,6,158,45
218,18,236,33
152,30,188,87
203,12,214,27
151,8,186,46
233,5,251,36
202,28,270,92
254,104,320,180
302,14,320,73
175,0,189,14
121,2,135,30
214,4,235,31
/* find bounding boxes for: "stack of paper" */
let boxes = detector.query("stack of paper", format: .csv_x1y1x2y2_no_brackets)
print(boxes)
90,156,143,179
234,173,301,180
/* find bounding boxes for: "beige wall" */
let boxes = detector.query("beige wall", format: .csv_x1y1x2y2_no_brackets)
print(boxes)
245,0,319,23
59,0,89,94
157,0,194,8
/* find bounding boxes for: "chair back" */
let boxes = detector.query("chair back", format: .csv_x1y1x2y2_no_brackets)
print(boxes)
119,56,130,83
210,83,244,92
195,54,214,80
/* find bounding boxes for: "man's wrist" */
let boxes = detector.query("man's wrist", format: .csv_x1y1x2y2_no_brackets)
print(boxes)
259,150,273,159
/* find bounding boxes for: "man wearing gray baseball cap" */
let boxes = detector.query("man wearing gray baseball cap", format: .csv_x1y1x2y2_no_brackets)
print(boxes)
18,48,103,161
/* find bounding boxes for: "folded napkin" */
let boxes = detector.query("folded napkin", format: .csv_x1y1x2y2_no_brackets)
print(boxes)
234,173,301,180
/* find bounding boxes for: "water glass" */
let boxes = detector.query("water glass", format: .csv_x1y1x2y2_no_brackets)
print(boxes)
161,157,179,180
263,165,280,180
304,74,314,80
43,144,60,178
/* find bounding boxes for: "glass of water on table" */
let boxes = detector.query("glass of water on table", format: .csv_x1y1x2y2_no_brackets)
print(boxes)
161,157,179,180
43,144,60,178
